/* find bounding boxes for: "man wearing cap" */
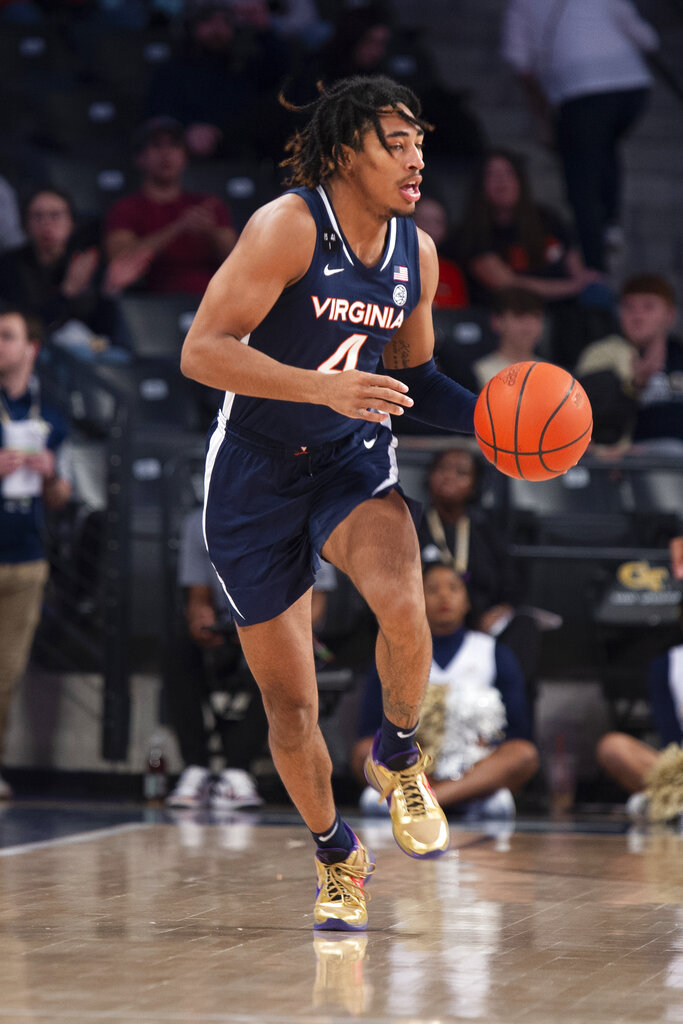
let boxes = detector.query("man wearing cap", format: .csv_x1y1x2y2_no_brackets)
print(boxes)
104,117,237,296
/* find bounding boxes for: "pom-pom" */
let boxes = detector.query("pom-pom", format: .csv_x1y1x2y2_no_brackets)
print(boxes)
418,682,506,781
644,744,683,822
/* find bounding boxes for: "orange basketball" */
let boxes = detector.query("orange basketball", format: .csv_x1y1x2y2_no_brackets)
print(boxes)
474,361,593,481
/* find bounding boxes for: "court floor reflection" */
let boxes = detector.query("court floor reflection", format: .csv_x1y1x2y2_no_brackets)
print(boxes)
0,806,680,1023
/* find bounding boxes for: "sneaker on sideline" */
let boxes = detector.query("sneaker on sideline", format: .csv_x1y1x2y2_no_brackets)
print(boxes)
359,784,391,817
165,765,211,809
364,733,449,858
625,792,650,821
314,835,374,931
463,788,516,821
210,768,263,810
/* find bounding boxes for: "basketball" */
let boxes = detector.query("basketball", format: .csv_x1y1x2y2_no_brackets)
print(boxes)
474,361,593,481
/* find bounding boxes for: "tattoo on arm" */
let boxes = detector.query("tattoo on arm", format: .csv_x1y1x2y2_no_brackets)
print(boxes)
385,337,412,369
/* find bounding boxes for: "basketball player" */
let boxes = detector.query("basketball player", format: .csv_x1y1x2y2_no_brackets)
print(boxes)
181,76,478,931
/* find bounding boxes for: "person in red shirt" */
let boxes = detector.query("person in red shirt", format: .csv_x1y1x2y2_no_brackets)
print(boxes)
104,117,237,295
413,195,468,310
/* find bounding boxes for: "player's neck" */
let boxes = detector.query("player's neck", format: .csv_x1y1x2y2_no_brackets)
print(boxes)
324,179,389,267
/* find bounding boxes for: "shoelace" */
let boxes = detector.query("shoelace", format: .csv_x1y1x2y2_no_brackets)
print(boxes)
378,751,434,817
322,858,375,905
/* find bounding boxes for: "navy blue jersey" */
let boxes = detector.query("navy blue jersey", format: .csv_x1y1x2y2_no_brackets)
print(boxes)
221,185,421,446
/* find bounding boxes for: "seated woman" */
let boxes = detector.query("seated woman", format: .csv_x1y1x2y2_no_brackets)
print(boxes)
351,564,539,819
453,148,611,366
0,187,131,347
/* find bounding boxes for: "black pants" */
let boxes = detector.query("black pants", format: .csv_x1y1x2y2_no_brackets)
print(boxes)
556,87,649,271
164,631,268,771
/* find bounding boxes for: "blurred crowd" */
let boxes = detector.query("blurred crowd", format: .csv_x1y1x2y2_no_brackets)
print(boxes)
0,0,681,822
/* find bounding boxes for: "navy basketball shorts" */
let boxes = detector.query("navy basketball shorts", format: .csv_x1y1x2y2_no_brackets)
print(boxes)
203,412,401,626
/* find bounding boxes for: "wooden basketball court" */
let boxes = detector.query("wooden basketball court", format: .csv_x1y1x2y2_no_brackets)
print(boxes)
0,804,681,1023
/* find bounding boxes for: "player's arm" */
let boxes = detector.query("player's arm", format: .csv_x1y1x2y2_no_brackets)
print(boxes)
382,229,477,434
180,194,413,422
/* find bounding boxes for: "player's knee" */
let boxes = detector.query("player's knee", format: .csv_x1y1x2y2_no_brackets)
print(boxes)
262,692,318,750
375,586,427,640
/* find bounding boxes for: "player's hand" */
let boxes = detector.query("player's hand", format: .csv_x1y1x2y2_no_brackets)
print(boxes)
317,369,414,421
0,449,26,477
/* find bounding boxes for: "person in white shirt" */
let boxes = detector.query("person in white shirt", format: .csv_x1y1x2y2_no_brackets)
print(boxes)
501,0,659,273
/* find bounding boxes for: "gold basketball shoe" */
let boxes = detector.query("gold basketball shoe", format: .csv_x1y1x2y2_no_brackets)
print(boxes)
314,836,375,931
364,735,449,858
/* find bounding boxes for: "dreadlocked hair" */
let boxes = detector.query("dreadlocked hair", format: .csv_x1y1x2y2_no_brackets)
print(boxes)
279,75,431,189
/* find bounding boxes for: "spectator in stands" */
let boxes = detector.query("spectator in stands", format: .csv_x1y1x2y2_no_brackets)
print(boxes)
413,196,469,310
575,274,683,452
267,0,331,49
0,305,71,800
104,117,237,296
289,2,485,161
165,506,268,811
0,187,127,344
351,564,538,819
166,506,342,810
456,148,601,308
455,148,613,366
502,0,658,274
147,2,290,161
0,174,24,255
417,446,540,697
470,288,545,391
596,600,683,822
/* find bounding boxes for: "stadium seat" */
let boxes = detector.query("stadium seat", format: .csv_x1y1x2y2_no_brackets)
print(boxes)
39,153,133,219
627,464,683,531
116,293,199,358
30,87,142,160
182,158,280,231
0,23,74,91
433,306,497,390
89,28,173,97
504,463,631,545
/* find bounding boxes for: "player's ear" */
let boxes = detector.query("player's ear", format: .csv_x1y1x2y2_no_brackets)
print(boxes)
337,144,355,172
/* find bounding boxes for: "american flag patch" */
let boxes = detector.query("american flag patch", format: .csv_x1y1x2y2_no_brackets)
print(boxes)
393,265,409,281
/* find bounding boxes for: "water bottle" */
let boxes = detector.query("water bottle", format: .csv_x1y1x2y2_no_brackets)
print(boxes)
143,732,168,803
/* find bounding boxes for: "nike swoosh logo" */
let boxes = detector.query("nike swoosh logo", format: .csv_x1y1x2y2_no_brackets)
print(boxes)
323,265,344,276
318,823,338,843
363,437,377,449
397,725,419,739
